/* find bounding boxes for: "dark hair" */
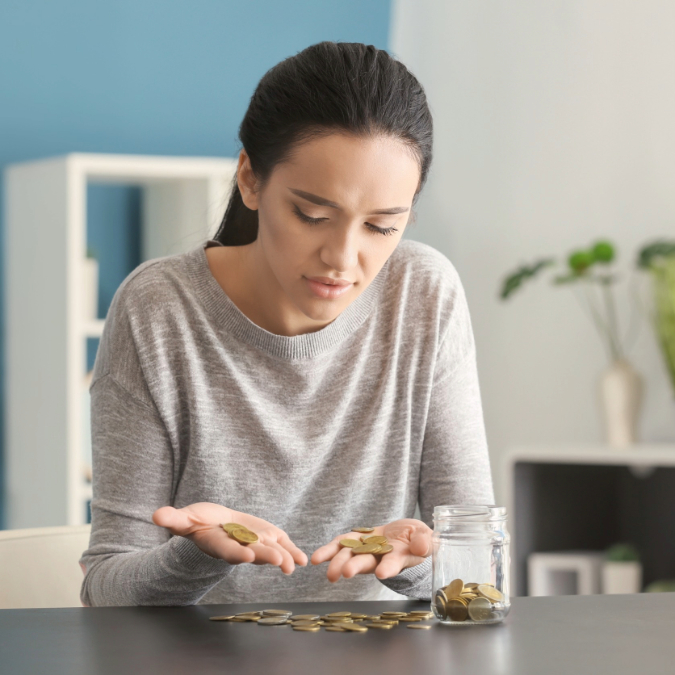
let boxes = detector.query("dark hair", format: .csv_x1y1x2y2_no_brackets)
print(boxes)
213,41,433,246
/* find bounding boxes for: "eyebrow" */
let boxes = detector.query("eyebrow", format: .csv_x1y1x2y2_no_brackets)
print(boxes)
288,188,409,215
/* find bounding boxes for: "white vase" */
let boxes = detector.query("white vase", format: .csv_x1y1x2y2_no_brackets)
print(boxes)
82,257,99,321
602,561,642,594
599,358,642,448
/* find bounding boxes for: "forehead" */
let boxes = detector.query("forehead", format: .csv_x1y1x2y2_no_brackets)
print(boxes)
268,132,420,210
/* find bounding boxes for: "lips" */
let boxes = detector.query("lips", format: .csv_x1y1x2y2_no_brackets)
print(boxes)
304,276,353,299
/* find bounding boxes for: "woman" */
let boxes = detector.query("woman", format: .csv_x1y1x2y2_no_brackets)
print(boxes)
79,41,494,607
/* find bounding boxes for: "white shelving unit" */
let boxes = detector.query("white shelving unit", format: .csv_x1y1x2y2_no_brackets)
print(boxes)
4,153,237,528
500,443,675,596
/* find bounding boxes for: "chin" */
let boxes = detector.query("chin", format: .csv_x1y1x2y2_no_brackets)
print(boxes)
298,298,348,323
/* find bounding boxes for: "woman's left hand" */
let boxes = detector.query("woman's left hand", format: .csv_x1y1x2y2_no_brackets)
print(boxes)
310,518,432,582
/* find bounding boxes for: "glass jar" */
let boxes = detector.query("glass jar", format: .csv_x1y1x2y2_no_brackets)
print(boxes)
431,504,511,625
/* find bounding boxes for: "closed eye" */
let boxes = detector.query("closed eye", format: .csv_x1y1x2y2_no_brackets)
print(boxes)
292,204,398,237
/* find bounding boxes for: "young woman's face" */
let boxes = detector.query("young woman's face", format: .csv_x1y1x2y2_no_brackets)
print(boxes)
239,132,421,325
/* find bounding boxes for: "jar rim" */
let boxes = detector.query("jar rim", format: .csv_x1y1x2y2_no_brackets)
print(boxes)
433,504,506,521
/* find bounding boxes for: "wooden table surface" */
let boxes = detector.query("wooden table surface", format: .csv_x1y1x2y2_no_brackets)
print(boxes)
1,593,674,674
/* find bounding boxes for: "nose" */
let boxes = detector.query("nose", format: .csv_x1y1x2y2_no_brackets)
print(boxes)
319,224,359,273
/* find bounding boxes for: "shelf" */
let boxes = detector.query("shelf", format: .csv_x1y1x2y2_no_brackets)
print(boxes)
82,319,106,338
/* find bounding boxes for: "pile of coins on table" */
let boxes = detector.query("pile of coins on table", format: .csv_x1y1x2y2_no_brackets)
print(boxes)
434,578,505,623
209,608,435,632
221,522,259,545
338,527,394,556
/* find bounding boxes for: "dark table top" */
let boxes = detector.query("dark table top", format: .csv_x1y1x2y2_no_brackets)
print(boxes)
1,593,674,675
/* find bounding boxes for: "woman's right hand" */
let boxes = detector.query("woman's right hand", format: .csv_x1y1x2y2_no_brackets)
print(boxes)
152,502,308,575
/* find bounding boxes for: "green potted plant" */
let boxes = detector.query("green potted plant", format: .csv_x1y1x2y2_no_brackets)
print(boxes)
500,240,642,448
637,240,675,398
602,543,642,594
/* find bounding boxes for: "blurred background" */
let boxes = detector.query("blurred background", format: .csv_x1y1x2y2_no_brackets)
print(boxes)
1,0,674,601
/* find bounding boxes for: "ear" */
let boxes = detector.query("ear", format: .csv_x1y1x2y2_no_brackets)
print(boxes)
237,149,260,211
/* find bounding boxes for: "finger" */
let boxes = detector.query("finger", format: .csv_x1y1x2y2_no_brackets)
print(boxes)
374,553,407,579
277,532,309,566
311,539,343,565
152,506,197,535
341,553,378,579
409,531,432,557
266,541,296,575
247,542,284,568
326,546,354,583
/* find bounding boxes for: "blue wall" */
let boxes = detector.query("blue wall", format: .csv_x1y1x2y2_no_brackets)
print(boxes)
0,0,392,527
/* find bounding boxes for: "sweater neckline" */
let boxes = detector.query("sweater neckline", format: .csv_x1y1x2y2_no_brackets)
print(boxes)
184,240,387,360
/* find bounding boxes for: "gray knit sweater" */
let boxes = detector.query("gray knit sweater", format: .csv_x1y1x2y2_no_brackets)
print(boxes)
79,238,495,607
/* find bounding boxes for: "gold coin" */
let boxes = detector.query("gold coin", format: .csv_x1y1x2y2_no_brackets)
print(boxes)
362,535,388,545
445,579,464,598
291,614,320,621
375,544,394,554
208,615,234,621
262,609,292,616
257,617,288,625
350,613,368,620
325,627,347,632
399,616,423,622
352,543,382,554
352,527,375,533
477,585,504,602
235,613,261,620
407,623,433,630
468,597,493,621
465,582,479,590
326,611,352,617
339,539,362,548
408,611,434,618
380,611,408,617
365,623,393,629
446,598,469,622
230,527,259,544
290,621,320,627
334,622,368,632
229,617,251,622
293,625,320,632
221,522,248,535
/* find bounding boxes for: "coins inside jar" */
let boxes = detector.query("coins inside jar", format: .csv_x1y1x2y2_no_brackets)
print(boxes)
434,578,505,623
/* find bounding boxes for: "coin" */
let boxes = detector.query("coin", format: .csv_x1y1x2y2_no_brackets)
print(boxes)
293,625,320,632
258,617,289,625
230,527,259,545
468,597,493,621
334,622,368,632
291,621,320,627
446,598,469,622
362,535,388,545
445,578,464,598
350,613,368,620
208,615,234,621
376,544,394,554
326,611,352,617
352,527,375,533
365,623,393,629
380,611,408,617
339,539,362,548
352,543,382,554
262,609,293,616
291,614,320,621
407,623,433,630
477,585,504,602
325,626,347,632
221,522,248,535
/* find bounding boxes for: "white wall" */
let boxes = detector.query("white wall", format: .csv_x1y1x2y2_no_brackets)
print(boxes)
391,0,675,503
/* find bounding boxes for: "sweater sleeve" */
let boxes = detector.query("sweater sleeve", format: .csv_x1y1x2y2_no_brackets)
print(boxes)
79,373,234,606
79,270,234,607
377,265,495,600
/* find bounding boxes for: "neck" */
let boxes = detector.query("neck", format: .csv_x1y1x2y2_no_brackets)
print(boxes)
215,240,333,337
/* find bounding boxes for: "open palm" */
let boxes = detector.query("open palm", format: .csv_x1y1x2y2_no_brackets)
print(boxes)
153,502,308,575
310,518,432,581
